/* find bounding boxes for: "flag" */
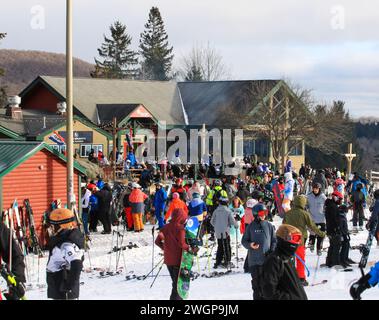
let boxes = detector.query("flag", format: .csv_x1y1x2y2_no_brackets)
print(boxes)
49,131,65,146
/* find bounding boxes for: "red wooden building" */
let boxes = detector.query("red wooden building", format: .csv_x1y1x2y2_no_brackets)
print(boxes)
0,141,86,245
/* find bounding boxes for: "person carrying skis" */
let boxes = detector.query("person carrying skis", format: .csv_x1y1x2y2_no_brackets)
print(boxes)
307,182,327,255
152,182,168,230
0,222,26,300
261,224,308,300
241,203,276,300
165,192,188,222
210,196,238,268
283,195,326,286
46,208,85,300
155,208,197,300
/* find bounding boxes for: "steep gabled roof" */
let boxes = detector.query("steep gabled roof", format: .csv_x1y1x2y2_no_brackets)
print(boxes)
20,76,186,126
96,104,140,125
178,80,280,127
0,141,86,177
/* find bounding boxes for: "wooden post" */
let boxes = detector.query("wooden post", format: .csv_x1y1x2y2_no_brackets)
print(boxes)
112,117,117,182
344,143,356,178
281,96,289,173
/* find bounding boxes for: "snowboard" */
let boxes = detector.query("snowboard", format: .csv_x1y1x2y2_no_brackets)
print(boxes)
177,216,202,300
272,182,285,218
358,218,378,274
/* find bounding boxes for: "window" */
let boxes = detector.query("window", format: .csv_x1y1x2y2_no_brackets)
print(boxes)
289,140,303,156
255,139,269,157
80,144,103,158
243,140,255,156
50,144,66,154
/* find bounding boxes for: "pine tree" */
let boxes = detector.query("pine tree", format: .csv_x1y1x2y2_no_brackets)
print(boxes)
185,64,203,81
0,33,7,107
92,21,138,79
139,7,174,80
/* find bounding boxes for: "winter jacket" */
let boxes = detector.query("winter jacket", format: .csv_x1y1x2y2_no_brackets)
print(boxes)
307,192,327,224
165,198,188,221
283,179,294,201
351,190,365,208
0,223,26,283
153,188,167,211
262,239,308,300
229,205,245,221
170,185,187,202
187,185,201,201
338,210,349,238
325,199,341,236
46,228,84,300
95,186,112,218
188,198,207,218
312,174,328,193
368,199,379,236
210,205,238,239
81,189,91,209
283,196,325,245
129,189,148,214
334,178,345,194
368,261,379,287
89,194,98,212
242,220,277,266
155,209,190,266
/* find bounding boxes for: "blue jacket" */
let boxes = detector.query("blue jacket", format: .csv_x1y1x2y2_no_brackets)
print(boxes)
368,261,379,287
97,180,105,190
89,194,98,212
188,198,207,217
153,188,167,210
127,152,137,167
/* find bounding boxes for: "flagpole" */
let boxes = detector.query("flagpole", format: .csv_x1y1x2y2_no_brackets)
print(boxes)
66,0,74,209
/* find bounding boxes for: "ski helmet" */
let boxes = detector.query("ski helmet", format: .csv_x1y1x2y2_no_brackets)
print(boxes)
252,203,268,219
332,191,343,200
246,198,258,208
214,179,222,186
49,208,77,231
276,224,302,245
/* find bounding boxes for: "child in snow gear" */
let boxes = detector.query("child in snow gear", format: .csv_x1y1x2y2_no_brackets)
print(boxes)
46,208,85,300
338,205,355,268
262,224,308,300
155,208,191,300
210,197,238,269
283,195,326,286
241,203,277,300
165,192,188,222
307,183,327,255
0,222,26,300
350,261,379,300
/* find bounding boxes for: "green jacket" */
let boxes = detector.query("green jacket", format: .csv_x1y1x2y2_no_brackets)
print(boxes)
283,195,326,245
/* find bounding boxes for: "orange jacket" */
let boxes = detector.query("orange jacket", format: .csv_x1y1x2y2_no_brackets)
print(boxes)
129,189,148,203
165,198,188,221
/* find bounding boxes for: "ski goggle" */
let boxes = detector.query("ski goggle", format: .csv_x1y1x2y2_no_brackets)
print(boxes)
285,233,302,244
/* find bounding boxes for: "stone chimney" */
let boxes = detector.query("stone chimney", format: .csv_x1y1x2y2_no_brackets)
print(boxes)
6,96,23,120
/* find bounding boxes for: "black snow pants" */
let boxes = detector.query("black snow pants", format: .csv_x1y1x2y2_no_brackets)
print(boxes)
167,266,182,300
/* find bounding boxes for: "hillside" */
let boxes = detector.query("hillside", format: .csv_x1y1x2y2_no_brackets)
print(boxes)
0,49,93,95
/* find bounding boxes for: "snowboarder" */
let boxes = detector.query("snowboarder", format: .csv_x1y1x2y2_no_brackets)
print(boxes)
241,203,276,300
350,260,379,300
210,196,238,268
46,208,85,300
261,224,308,300
307,182,327,255
155,208,196,300
0,221,26,300
283,195,326,286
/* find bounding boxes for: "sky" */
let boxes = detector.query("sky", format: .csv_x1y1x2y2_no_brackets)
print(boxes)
1,0,379,118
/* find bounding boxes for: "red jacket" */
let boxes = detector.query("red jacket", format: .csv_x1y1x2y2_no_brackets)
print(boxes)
155,208,189,266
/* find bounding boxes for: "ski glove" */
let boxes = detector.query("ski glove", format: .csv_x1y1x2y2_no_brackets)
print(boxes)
350,273,372,300
4,282,26,300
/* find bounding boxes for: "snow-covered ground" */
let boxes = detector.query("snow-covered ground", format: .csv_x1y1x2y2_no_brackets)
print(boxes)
8,209,379,300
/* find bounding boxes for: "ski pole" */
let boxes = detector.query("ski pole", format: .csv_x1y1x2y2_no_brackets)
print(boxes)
143,257,164,280
235,229,239,269
9,208,13,272
150,261,164,288
311,254,321,286
152,226,155,277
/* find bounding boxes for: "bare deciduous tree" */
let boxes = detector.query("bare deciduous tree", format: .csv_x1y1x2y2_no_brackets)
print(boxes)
177,42,231,81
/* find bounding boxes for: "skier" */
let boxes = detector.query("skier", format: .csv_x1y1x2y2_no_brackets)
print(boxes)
210,196,238,268
164,192,188,222
282,172,294,212
229,197,244,238
350,261,379,300
350,183,366,231
155,208,196,300
283,195,326,285
81,184,92,236
325,191,344,268
188,192,207,220
307,182,327,255
88,185,99,232
261,224,308,300
122,184,134,231
367,189,379,244
129,183,148,232
152,182,168,230
338,204,356,267
241,203,276,300
0,222,26,300
95,183,113,234
46,208,85,300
